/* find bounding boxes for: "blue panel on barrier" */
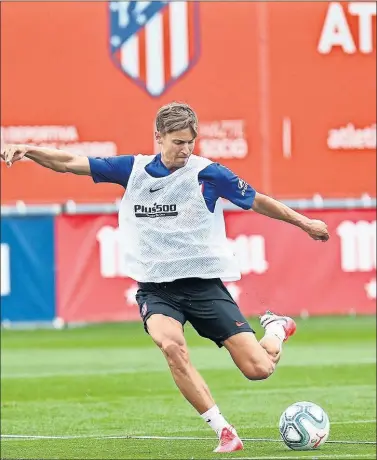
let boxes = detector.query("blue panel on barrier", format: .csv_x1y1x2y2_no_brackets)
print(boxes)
1,216,55,322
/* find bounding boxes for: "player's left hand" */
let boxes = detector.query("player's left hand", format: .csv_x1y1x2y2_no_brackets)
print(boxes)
304,219,330,242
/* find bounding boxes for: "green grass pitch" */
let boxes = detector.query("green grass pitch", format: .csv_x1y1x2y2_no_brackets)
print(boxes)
1,316,376,459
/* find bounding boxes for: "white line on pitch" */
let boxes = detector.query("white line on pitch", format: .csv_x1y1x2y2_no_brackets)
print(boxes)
331,419,376,425
219,456,376,460
1,434,376,445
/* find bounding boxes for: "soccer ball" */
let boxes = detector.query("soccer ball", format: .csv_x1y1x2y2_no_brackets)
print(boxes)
279,401,330,450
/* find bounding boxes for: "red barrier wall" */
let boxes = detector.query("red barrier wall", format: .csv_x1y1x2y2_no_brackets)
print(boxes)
55,209,376,323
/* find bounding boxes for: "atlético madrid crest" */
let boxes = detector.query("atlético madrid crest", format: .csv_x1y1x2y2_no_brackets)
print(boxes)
109,1,200,97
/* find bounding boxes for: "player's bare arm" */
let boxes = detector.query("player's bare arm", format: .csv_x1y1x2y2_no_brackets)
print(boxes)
252,192,329,241
1,144,91,175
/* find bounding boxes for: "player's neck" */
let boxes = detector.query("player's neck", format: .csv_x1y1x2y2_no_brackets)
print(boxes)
160,155,181,173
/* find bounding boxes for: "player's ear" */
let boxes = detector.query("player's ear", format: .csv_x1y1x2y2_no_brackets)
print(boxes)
155,131,163,145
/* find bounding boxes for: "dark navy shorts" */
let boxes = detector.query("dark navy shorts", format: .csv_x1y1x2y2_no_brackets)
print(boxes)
135,277,254,348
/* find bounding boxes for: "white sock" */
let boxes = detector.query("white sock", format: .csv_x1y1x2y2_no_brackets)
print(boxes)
200,405,234,438
264,321,286,344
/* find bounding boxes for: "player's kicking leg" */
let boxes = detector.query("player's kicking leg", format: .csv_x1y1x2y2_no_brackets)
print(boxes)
145,314,243,453
223,310,296,380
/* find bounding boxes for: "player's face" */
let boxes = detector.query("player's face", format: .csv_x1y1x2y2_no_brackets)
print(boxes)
156,128,196,170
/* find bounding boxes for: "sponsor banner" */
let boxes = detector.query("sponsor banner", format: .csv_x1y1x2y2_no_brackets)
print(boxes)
198,120,248,160
327,123,376,151
1,2,375,203
56,210,376,323
1,216,56,322
1,125,117,158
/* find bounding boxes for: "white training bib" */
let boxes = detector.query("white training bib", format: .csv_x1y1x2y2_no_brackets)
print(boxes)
118,154,241,282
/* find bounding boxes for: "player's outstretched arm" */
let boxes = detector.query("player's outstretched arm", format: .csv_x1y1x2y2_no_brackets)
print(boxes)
1,144,91,175
252,192,329,242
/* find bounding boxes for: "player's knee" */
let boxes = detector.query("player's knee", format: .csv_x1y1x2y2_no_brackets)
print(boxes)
242,361,274,381
160,340,189,371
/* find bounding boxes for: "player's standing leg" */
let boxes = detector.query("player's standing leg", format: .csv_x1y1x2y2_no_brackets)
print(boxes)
146,314,243,453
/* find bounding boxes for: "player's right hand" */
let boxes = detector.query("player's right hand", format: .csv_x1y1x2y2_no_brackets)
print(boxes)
0,144,28,167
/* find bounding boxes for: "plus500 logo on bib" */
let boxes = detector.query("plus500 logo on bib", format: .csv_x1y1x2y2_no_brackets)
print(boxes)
134,204,178,218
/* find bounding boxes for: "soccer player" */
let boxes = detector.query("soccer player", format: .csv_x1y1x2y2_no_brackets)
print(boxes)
1,102,329,453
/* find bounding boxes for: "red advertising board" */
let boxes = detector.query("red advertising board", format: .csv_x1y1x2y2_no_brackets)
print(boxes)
1,2,376,203
55,209,376,323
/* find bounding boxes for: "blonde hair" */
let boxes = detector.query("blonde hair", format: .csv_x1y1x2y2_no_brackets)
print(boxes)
156,102,198,137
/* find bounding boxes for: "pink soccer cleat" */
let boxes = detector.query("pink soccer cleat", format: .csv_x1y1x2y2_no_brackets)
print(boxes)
260,310,297,342
213,427,244,453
